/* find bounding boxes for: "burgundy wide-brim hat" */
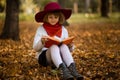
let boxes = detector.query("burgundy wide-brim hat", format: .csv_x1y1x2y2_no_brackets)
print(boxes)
35,2,72,22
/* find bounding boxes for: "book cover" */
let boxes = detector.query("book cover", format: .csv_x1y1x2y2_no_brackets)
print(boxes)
43,36,74,48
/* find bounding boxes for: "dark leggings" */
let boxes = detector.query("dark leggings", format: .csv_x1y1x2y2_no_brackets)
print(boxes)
38,50,49,67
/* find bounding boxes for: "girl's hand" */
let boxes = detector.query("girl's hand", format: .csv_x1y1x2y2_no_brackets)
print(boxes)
41,36,48,44
68,42,75,52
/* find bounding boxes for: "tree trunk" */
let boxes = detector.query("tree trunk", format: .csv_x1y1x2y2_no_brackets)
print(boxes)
100,0,109,17
98,0,101,14
73,0,78,14
109,0,112,13
0,0,20,41
85,0,91,13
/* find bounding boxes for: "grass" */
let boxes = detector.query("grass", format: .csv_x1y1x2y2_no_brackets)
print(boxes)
0,12,120,23
68,13,120,24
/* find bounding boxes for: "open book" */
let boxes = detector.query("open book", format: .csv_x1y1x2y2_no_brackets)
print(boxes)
43,36,75,48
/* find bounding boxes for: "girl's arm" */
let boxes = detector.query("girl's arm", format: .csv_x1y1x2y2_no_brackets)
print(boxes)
33,27,45,51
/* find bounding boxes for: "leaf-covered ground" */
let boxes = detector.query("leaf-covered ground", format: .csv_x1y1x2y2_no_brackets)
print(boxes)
0,21,120,80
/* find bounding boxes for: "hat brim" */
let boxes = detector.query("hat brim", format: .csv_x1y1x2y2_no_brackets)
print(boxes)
35,9,72,22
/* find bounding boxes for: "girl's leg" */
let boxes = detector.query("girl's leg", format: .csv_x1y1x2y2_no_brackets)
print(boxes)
46,45,74,80
60,44,74,67
46,45,62,68
60,44,84,80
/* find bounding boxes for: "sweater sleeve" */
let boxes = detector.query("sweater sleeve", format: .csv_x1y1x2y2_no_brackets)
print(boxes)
62,26,69,38
33,26,45,52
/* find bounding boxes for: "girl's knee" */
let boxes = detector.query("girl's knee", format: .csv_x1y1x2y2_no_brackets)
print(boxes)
50,45,59,49
60,44,70,51
60,44,68,48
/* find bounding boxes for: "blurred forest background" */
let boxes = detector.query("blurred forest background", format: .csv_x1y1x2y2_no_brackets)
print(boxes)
0,0,120,40
0,0,120,80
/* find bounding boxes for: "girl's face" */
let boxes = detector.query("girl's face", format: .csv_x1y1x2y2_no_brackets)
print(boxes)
47,14,59,25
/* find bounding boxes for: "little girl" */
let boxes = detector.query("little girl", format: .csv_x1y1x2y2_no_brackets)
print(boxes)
33,2,84,80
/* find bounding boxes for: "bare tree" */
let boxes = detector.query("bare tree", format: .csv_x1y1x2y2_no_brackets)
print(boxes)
100,0,109,17
73,0,78,14
0,0,20,40
85,0,91,13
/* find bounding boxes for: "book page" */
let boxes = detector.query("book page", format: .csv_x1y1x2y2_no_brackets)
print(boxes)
43,36,74,48
43,36,60,48
62,36,75,45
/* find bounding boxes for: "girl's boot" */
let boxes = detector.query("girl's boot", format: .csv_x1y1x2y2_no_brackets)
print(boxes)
59,63,74,80
68,63,84,80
